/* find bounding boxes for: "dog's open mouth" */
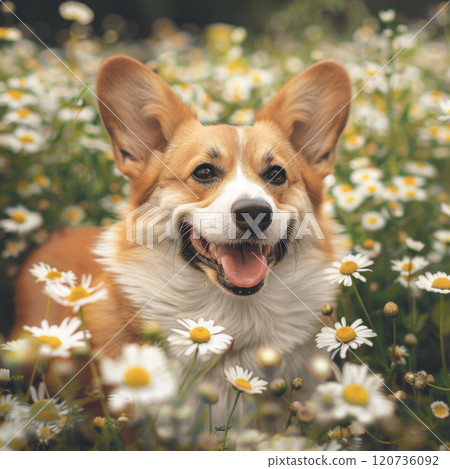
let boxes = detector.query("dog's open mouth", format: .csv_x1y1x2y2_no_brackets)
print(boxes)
180,222,290,295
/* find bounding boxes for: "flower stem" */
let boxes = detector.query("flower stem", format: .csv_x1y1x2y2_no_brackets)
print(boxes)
439,294,447,374
428,383,450,391
25,362,37,401
179,347,199,393
392,318,397,366
222,390,241,450
78,307,110,419
208,403,213,435
353,282,375,330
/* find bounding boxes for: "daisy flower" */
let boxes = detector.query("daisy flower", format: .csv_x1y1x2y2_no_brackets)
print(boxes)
361,212,386,231
29,262,77,284
315,317,377,359
416,271,450,294
0,205,43,234
44,274,108,313
59,1,94,25
405,237,425,252
314,363,394,425
343,134,365,151
392,175,425,189
0,89,38,108
325,253,374,287
430,401,449,419
354,239,382,258
0,394,29,422
391,256,429,275
28,382,70,436
336,191,365,212
388,345,409,366
438,99,450,122
224,366,267,394
0,339,34,366
350,167,383,183
168,318,233,357
23,317,89,358
403,161,437,178
100,344,177,412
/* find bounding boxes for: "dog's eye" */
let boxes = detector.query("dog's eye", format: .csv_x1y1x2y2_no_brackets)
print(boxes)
263,165,287,185
192,163,217,183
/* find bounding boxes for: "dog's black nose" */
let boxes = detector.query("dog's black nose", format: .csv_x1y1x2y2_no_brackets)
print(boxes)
232,199,273,233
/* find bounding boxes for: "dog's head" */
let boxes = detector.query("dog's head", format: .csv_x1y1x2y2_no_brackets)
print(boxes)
97,56,351,296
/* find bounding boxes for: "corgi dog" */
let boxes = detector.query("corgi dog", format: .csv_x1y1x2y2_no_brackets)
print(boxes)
13,56,351,423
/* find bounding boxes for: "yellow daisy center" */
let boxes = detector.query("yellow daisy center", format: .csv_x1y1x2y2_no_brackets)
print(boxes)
339,261,358,275
124,367,151,387
46,270,62,281
431,277,450,290
404,176,416,186
30,400,59,421
189,326,211,343
341,184,352,193
17,108,31,117
347,135,359,144
11,212,27,223
367,217,378,224
66,286,90,302
402,263,415,271
7,89,24,100
343,384,369,405
432,405,448,417
234,378,252,390
38,336,62,350
335,326,356,343
406,190,416,197
416,162,426,168
363,239,375,249
0,404,12,414
19,134,34,143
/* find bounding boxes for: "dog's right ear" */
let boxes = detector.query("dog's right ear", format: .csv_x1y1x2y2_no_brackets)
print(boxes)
96,55,196,178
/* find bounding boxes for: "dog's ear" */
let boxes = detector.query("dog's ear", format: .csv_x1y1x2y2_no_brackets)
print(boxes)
255,60,351,177
96,55,196,178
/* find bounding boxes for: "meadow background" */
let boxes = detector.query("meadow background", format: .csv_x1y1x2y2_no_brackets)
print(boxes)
0,0,449,451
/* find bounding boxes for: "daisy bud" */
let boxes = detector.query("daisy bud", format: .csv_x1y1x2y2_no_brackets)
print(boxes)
269,378,287,396
321,304,334,316
417,370,428,380
198,382,219,405
389,390,407,402
117,414,128,423
404,371,416,385
256,345,282,368
383,301,399,317
93,416,106,428
414,377,426,390
296,401,315,422
426,374,435,385
291,377,303,390
404,333,417,346
141,321,166,344
289,401,302,415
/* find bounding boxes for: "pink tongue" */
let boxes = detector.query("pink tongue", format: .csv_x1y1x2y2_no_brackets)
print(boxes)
218,245,267,288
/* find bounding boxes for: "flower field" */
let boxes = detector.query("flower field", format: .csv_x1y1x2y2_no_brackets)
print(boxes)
0,3,449,451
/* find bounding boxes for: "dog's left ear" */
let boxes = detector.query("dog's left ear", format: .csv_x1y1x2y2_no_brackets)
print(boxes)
255,60,351,177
